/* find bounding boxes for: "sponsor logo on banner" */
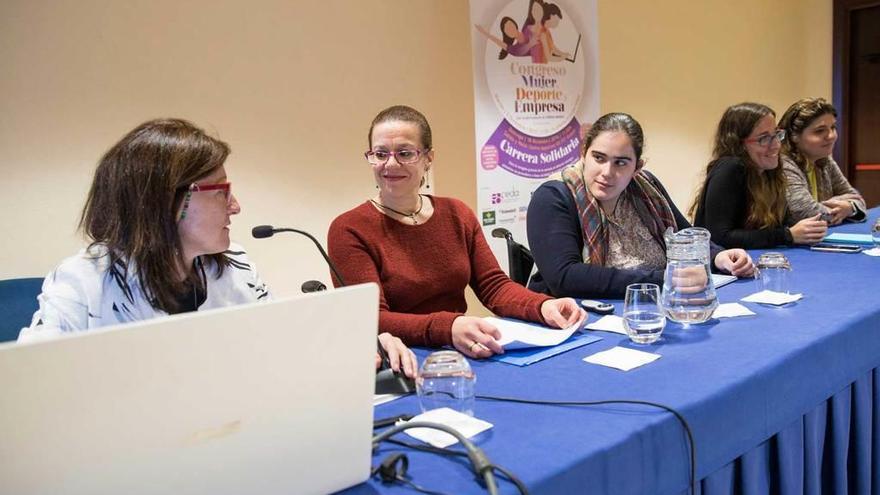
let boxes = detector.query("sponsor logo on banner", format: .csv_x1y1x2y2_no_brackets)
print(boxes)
498,208,517,224
482,210,497,226
489,187,521,205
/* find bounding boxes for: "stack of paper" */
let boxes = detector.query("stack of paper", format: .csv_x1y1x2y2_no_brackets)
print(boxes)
487,314,586,350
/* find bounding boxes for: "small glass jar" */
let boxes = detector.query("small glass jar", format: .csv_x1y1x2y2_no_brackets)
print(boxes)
416,351,476,416
755,252,792,294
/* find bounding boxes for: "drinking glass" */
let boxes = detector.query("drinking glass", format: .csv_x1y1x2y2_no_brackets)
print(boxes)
416,351,476,416
623,283,666,344
755,252,792,294
872,218,880,248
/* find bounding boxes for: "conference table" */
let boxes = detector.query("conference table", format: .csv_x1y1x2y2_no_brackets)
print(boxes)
344,209,880,495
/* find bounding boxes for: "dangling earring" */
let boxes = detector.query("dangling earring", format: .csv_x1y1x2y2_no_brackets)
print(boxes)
424,165,432,190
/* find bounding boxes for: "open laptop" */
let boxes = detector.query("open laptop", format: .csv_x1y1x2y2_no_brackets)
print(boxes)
565,34,582,63
0,283,379,495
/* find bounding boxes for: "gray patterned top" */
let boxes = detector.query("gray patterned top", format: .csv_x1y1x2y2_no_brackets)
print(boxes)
603,192,667,271
782,156,866,223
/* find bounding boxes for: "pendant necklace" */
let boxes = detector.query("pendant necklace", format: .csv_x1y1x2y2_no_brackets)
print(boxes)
370,195,424,224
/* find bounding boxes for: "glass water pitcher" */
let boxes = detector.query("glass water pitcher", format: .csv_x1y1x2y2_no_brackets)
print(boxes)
661,227,718,325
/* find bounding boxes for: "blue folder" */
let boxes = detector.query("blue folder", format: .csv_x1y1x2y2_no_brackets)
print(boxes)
824,233,875,245
489,333,602,367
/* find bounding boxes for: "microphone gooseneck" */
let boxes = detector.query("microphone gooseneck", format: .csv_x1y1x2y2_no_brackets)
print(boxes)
250,224,346,286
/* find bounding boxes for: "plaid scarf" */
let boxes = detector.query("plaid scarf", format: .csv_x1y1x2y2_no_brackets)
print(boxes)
561,163,677,265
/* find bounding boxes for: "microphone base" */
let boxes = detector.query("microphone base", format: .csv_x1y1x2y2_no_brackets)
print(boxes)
375,368,416,395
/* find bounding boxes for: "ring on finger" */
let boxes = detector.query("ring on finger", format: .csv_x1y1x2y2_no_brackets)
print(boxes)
468,341,481,351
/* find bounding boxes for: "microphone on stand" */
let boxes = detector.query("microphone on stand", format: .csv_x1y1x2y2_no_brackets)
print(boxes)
252,225,346,286
252,224,415,395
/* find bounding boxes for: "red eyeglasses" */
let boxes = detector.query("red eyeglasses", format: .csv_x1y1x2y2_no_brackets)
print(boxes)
189,181,232,199
179,182,233,220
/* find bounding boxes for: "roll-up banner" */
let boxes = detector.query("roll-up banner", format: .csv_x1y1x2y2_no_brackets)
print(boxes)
469,0,599,270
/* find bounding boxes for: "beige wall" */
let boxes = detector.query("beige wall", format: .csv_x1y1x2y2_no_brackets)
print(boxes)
599,0,832,206
1,0,831,302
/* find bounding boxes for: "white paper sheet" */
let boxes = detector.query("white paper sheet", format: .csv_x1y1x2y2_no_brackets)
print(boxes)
373,394,405,406
584,315,627,335
403,407,494,448
486,314,586,350
711,274,738,288
741,290,803,306
583,346,661,371
711,302,756,318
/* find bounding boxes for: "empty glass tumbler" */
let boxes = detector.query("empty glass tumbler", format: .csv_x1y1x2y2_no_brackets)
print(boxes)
661,227,718,324
623,283,666,344
416,351,476,416
755,252,792,294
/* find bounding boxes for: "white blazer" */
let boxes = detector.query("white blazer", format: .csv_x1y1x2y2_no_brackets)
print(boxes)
18,243,269,342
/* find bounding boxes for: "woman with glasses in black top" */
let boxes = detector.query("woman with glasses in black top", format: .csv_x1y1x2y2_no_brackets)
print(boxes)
691,102,828,249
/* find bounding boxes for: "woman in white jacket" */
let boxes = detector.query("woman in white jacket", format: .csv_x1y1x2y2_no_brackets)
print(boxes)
19,118,416,376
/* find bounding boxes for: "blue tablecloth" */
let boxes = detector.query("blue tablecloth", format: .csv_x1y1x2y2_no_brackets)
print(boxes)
344,210,880,495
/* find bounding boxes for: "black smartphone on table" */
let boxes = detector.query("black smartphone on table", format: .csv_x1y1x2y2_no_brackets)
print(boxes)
810,242,863,253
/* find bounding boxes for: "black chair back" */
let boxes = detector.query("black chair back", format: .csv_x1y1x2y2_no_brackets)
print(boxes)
507,240,534,287
0,277,44,342
491,228,534,286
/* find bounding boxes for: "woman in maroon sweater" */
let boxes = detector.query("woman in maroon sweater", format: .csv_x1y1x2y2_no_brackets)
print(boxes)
328,105,583,359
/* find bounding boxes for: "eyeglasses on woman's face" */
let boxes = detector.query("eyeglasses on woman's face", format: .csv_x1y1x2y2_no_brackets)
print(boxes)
744,129,786,147
364,148,428,166
179,181,234,220
189,181,232,201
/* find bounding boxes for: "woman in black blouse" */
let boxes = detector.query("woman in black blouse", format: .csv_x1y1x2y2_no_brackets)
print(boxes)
691,102,827,249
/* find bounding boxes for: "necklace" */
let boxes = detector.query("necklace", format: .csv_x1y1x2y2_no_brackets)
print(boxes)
370,195,424,224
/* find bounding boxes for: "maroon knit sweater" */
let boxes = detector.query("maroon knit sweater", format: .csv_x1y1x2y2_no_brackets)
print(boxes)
327,196,551,347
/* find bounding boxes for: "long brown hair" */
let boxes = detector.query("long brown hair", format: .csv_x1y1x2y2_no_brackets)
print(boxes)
778,97,837,171
80,118,231,312
689,102,787,229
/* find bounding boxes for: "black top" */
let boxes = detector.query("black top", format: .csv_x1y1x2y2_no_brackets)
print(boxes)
168,260,209,315
692,156,793,249
527,176,723,299
168,282,207,314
